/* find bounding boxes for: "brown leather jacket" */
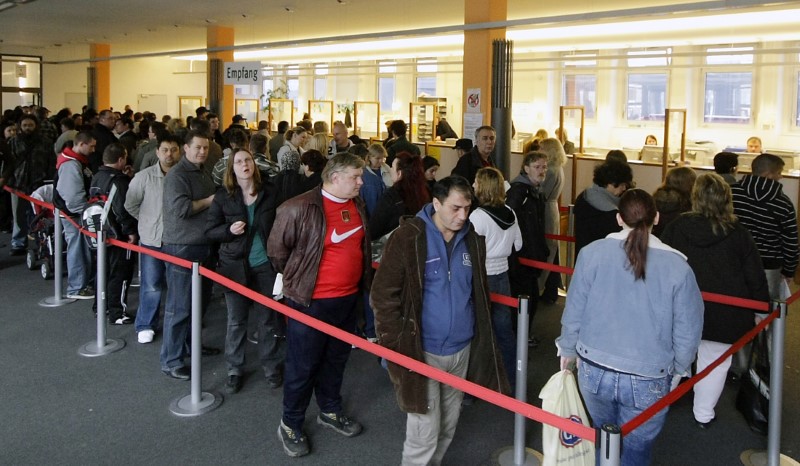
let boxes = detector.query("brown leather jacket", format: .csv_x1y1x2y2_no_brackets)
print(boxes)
371,216,510,414
267,186,371,307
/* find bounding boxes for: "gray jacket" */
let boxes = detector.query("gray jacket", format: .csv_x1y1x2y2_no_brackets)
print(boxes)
55,159,89,215
161,157,215,245
124,163,166,247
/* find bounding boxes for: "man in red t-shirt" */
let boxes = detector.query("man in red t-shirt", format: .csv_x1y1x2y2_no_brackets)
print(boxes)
268,153,371,458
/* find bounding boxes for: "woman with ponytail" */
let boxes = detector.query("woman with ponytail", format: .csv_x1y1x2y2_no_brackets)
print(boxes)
556,189,704,466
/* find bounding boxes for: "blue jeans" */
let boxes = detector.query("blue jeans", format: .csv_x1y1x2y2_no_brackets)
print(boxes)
61,217,91,295
134,243,165,332
159,243,210,371
577,360,670,466
487,272,516,390
362,290,375,339
282,293,358,431
10,193,29,249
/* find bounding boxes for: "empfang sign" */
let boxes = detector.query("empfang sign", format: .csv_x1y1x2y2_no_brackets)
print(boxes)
224,62,261,84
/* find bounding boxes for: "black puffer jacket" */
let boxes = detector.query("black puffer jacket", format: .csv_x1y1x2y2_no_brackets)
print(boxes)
661,213,770,343
205,180,278,284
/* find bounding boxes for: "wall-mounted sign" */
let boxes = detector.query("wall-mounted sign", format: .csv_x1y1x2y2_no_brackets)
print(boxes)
223,61,262,85
466,88,481,113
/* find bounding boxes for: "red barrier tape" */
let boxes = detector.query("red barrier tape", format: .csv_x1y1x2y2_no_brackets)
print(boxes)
3,184,50,209
787,289,800,306
700,291,770,313
545,233,575,243
199,266,597,441
490,292,519,308
106,237,193,269
621,306,779,435
519,257,575,276
6,185,790,443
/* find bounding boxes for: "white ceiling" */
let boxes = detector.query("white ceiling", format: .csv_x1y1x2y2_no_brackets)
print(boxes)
2,0,799,61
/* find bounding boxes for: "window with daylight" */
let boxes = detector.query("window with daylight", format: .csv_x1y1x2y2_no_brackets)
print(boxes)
703,46,753,124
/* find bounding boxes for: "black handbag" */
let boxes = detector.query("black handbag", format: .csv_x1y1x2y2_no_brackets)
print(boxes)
735,331,770,435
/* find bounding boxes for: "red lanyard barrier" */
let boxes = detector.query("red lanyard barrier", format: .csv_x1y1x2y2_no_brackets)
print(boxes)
621,307,778,435
6,184,795,444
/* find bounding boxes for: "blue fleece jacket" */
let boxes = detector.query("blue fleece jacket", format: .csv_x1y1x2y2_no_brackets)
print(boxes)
418,203,475,356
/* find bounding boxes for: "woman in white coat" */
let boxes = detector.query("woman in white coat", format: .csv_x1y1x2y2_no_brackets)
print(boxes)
470,167,523,389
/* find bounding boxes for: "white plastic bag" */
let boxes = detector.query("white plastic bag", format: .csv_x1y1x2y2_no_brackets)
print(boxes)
539,370,595,466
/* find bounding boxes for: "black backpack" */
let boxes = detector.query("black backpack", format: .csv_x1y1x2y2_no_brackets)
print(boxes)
81,183,118,249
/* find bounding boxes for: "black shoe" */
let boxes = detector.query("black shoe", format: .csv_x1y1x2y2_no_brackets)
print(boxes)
695,417,716,430
266,375,283,389
162,366,191,380
201,345,221,356
278,420,310,457
9,247,25,256
528,337,540,348
224,374,242,394
317,412,362,437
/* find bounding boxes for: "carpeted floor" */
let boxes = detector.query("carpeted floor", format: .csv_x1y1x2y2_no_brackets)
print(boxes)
0,231,797,465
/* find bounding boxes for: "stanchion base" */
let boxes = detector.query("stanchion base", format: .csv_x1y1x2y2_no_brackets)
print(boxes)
39,296,77,307
169,391,223,417
78,338,125,357
741,450,800,466
492,446,543,465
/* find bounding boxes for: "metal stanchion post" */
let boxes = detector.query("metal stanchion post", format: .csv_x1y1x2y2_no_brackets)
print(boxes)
79,229,125,357
599,424,621,466
744,300,795,466
565,205,575,290
130,249,141,287
768,301,787,466
40,208,76,307
169,261,222,416
492,296,542,466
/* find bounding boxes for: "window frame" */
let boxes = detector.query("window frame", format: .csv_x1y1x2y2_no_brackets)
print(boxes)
699,46,756,127
624,71,669,123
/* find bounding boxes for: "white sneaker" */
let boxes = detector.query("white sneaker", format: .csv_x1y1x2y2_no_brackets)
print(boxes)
137,329,155,344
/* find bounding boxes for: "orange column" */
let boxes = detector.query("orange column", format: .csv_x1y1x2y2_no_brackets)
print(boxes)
90,43,111,110
207,26,235,126
462,0,507,130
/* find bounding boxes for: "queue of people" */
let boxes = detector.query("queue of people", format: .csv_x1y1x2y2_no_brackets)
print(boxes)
1,103,795,465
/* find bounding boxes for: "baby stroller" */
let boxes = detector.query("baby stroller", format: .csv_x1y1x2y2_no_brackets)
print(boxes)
26,184,62,280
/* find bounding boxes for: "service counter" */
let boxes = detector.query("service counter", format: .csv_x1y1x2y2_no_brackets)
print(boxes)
420,143,800,211
564,154,800,210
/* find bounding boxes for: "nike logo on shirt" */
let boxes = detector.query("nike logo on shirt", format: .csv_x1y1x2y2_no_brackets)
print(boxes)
331,226,363,244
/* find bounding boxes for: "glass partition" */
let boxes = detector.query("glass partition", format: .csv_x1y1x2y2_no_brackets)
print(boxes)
308,100,334,134
664,108,687,178
354,101,380,139
235,99,260,129
268,99,294,133
179,96,203,121
559,105,585,155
